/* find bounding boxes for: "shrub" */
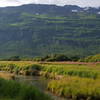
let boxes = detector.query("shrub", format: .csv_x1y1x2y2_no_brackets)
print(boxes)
80,54,100,62
0,78,51,100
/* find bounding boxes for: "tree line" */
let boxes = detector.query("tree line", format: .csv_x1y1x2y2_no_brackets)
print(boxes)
2,53,100,62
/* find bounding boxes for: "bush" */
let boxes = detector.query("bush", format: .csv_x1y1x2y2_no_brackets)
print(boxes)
8,56,21,61
80,54,100,62
0,78,51,100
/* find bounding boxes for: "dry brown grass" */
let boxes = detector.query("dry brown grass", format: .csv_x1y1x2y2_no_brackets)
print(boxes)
0,72,15,80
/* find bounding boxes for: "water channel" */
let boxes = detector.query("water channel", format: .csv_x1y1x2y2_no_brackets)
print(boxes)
0,71,67,100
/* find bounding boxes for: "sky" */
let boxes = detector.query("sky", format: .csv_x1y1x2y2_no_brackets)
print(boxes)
0,0,100,7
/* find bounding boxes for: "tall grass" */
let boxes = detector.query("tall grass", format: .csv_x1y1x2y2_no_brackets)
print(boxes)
0,78,51,100
0,61,100,79
0,62,42,75
0,72,14,80
48,76,100,100
42,64,100,79
0,61,100,100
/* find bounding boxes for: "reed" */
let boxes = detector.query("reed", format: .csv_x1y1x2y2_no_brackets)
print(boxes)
0,78,51,100
48,76,100,100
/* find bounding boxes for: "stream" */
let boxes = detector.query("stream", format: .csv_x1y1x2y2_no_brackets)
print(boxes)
0,72,66,100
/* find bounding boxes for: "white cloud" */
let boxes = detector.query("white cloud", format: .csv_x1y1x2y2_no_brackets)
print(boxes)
0,0,100,7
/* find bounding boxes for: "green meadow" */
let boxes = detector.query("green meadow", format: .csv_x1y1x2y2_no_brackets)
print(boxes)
0,61,100,100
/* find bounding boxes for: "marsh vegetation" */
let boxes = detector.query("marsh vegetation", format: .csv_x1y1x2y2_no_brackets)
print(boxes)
0,61,100,100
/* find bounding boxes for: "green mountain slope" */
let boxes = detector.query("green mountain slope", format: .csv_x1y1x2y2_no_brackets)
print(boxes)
0,4,100,58
80,54,100,62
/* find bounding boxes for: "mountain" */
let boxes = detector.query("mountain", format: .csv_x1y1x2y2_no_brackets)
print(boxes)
0,4,100,58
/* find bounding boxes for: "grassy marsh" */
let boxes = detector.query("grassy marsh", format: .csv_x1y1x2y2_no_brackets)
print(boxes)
0,61,100,100
0,78,51,100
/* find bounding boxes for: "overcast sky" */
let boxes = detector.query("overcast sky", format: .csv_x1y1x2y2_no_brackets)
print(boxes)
0,0,100,7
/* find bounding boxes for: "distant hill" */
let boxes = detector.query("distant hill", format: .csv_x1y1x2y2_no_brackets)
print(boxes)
0,4,100,58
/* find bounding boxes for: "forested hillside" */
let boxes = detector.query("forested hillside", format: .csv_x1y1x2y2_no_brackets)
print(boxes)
0,4,100,58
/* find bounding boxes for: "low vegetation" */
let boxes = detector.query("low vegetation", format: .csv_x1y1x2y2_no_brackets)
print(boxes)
0,78,51,100
0,72,14,80
80,54,100,62
0,61,100,79
48,77,100,100
0,62,42,76
41,64,100,79
0,61,100,100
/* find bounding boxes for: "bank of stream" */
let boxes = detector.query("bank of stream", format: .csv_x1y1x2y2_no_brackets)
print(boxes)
0,71,66,100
